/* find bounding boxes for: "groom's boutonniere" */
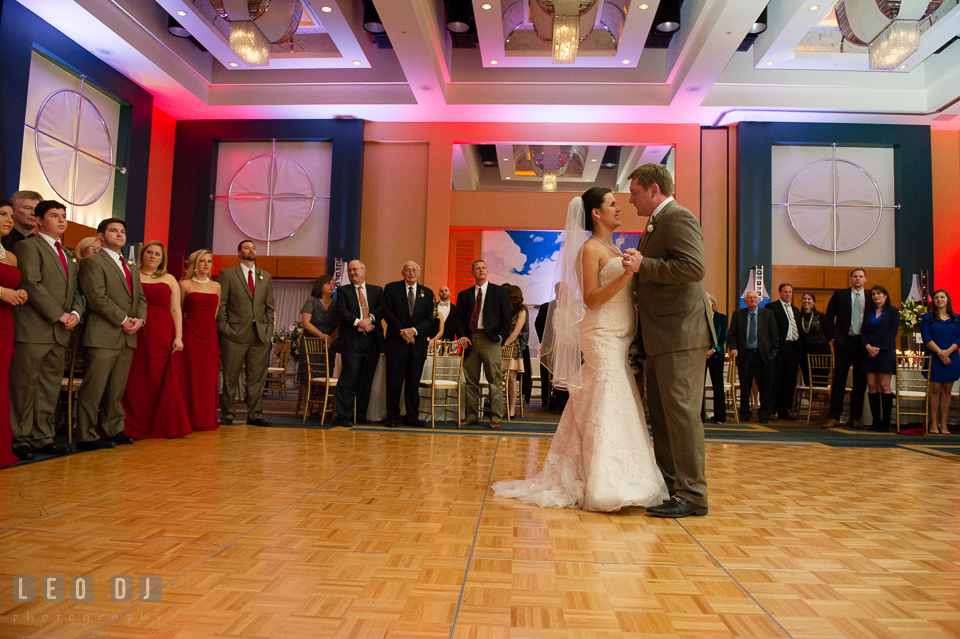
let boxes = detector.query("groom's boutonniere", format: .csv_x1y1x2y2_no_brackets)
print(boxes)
646,215,660,234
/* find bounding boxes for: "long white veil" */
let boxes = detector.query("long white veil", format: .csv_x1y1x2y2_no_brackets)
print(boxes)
538,196,587,390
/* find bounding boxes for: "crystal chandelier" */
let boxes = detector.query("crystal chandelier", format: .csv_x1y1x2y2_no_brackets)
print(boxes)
552,15,579,64
869,20,919,70
230,21,270,67
542,171,558,191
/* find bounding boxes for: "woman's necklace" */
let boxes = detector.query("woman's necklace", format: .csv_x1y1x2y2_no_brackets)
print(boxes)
191,276,211,284
589,236,622,255
801,312,813,333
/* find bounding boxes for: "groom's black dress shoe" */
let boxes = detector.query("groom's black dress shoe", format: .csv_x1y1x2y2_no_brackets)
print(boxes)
646,496,708,518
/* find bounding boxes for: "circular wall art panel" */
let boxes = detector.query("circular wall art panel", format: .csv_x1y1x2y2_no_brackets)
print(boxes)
227,152,316,242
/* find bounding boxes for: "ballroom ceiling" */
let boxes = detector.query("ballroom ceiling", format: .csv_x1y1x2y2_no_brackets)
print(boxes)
14,0,960,128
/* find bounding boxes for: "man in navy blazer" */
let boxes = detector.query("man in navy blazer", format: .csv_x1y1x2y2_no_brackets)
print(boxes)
382,261,435,427
765,283,803,420
822,268,874,429
335,260,383,426
456,259,513,428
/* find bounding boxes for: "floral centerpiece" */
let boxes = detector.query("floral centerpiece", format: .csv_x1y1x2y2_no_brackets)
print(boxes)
899,299,925,353
899,300,924,335
273,321,304,359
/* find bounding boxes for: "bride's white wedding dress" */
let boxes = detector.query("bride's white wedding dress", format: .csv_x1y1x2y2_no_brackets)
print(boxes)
492,257,669,512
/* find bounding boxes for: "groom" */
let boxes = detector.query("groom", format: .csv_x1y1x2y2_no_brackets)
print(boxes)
623,164,715,518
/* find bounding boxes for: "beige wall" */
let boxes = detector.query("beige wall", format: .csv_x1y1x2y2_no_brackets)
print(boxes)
359,142,429,287
700,128,731,314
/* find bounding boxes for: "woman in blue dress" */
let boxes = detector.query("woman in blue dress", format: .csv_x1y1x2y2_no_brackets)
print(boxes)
861,285,899,432
921,289,960,434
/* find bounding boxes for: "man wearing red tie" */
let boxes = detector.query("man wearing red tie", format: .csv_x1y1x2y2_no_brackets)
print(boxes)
76,218,147,450
217,240,275,427
456,259,512,429
10,201,83,459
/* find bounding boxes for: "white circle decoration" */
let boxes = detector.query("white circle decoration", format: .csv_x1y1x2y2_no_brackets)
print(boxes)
34,89,115,207
227,153,316,242
786,157,883,253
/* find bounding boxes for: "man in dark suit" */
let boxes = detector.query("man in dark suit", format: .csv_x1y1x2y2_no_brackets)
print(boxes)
623,164,715,518
335,259,383,426
217,240,275,427
0,190,42,251
727,290,778,423
433,285,460,341
10,200,83,459
382,261,435,427
456,259,512,429
765,282,802,420
822,268,873,429
76,218,147,450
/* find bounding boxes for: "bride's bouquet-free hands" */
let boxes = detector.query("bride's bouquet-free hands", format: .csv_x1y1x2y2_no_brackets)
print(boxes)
622,248,643,273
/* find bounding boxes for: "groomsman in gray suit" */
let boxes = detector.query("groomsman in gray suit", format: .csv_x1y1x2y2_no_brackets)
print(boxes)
10,200,83,459
217,240,275,427
76,218,146,450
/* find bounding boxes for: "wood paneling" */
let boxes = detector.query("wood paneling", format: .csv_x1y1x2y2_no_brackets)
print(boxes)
276,256,326,279
62,221,98,250
772,265,902,313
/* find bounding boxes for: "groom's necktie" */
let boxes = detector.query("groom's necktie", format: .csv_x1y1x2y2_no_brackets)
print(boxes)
747,311,757,349
851,290,862,335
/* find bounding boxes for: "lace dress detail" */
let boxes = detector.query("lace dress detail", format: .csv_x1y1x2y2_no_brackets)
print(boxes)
492,257,668,511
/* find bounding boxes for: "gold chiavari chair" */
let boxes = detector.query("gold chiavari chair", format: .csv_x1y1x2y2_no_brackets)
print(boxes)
803,353,834,423
723,353,739,425
265,340,292,399
420,340,464,427
895,353,931,433
302,337,342,425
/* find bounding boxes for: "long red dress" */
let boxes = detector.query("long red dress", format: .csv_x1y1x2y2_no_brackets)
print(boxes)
0,262,22,467
121,282,192,439
180,292,220,432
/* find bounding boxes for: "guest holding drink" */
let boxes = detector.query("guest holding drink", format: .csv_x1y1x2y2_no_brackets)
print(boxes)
121,241,191,439
297,274,339,398
179,249,222,432
0,200,29,466
861,285,899,432
921,289,960,434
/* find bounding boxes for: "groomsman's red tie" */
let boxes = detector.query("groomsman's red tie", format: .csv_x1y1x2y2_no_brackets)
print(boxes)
120,256,133,294
54,241,68,276
469,287,482,332
248,269,255,297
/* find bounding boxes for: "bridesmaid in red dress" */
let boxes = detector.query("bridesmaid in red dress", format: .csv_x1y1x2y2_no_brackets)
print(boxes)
0,201,29,467
121,241,192,439
179,249,221,432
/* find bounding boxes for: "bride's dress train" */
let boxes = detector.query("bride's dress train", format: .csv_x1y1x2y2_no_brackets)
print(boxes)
492,258,668,512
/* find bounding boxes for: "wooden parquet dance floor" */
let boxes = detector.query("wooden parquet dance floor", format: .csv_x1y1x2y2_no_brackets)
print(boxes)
2,422,960,638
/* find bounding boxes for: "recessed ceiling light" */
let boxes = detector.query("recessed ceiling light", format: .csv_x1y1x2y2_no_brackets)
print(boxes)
765,61,774,65
591,158,598,162
899,64,908,69
176,10,186,16
502,158,509,162
321,6,332,12
490,60,498,65
505,177,511,180
96,48,113,55
353,60,362,65
622,59,630,64
229,62,239,67
638,3,649,8
481,3,492,9
419,84,432,91
808,4,819,10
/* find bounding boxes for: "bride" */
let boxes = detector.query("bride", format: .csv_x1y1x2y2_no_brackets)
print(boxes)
491,187,669,512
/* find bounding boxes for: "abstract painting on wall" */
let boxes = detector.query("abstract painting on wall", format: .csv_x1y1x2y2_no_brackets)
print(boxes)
481,230,641,306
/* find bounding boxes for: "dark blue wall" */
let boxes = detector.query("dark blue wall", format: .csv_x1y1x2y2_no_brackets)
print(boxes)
737,122,933,302
169,119,364,274
0,0,153,244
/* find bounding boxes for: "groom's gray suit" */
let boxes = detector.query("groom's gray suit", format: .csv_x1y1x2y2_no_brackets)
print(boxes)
635,199,715,507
